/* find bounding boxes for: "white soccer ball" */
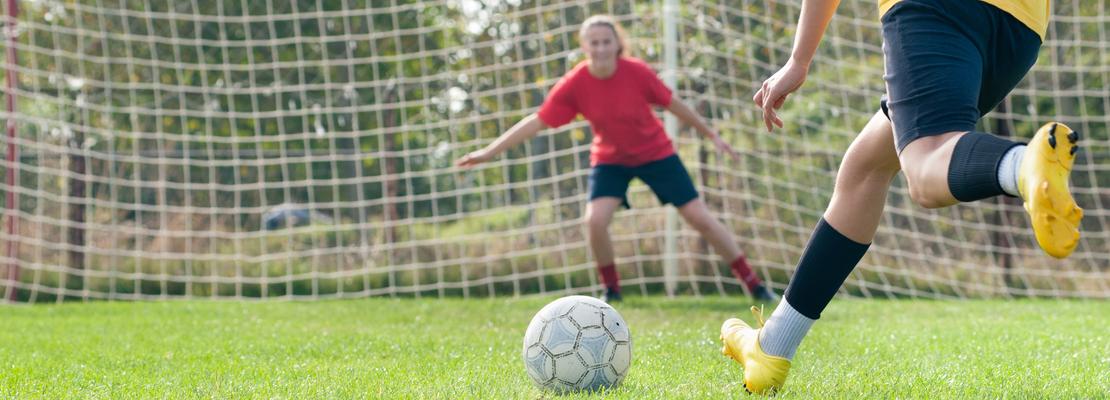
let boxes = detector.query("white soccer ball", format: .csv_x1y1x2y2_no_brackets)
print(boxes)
522,295,632,393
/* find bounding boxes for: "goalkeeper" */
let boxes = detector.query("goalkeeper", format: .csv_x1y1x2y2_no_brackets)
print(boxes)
456,15,778,303
720,0,1083,394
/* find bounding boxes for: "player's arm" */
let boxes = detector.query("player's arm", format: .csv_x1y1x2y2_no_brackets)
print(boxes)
455,114,549,167
666,99,739,160
753,0,841,132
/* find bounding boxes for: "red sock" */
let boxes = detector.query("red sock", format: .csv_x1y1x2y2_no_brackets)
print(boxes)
730,255,762,291
598,263,620,292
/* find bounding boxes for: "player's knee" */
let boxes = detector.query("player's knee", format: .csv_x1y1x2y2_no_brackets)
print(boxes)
838,161,899,186
844,146,900,174
834,156,899,198
840,137,900,178
584,211,611,233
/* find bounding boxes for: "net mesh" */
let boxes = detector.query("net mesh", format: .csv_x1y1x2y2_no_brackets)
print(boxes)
0,0,1106,302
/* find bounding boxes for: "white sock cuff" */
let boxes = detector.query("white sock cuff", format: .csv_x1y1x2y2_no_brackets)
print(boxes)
759,299,816,360
769,299,812,322
998,145,1026,197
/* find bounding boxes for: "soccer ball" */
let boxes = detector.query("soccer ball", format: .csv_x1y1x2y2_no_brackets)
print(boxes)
522,295,632,393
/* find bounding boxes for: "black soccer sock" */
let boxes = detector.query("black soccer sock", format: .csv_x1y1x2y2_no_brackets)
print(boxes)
783,218,871,320
947,132,1022,202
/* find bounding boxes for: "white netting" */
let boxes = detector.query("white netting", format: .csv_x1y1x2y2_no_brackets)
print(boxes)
0,0,1106,303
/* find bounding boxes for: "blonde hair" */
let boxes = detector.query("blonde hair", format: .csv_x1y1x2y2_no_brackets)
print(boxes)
578,15,631,57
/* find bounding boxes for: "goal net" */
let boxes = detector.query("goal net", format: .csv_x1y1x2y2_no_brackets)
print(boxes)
1,0,1106,302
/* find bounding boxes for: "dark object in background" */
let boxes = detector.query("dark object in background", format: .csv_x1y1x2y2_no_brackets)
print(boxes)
262,204,333,230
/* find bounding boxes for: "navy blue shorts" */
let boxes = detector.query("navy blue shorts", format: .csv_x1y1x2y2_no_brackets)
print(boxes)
588,154,699,208
880,0,1042,152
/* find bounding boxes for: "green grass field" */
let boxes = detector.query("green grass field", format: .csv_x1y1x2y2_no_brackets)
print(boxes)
2,297,1107,399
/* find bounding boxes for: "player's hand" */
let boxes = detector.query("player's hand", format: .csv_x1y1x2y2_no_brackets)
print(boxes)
711,134,741,161
455,150,494,167
753,59,808,132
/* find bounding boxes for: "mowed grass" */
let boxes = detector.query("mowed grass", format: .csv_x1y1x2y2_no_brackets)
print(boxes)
1,297,1107,399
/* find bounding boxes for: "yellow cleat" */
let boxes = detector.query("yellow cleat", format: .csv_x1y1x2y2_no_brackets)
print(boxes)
720,306,791,395
1018,122,1083,259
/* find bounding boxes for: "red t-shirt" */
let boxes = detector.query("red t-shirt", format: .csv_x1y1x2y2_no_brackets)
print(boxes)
537,57,675,167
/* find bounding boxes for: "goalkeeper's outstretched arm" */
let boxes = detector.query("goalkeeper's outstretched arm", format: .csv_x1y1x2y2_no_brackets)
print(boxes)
455,114,549,167
665,99,740,160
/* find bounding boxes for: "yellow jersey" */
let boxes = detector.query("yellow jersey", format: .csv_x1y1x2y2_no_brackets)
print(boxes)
879,0,1050,39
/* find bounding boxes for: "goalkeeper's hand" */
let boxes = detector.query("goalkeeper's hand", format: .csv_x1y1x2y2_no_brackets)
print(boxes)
455,150,494,167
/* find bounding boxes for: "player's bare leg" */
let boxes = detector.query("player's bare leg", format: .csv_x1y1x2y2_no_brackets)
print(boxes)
586,197,625,302
676,199,777,301
722,111,899,394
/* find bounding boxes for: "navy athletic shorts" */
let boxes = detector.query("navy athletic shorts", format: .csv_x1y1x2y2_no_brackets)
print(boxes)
588,154,699,208
880,0,1042,152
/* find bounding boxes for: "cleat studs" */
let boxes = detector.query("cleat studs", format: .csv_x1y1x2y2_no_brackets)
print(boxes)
1068,131,1079,143
1048,134,1057,149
